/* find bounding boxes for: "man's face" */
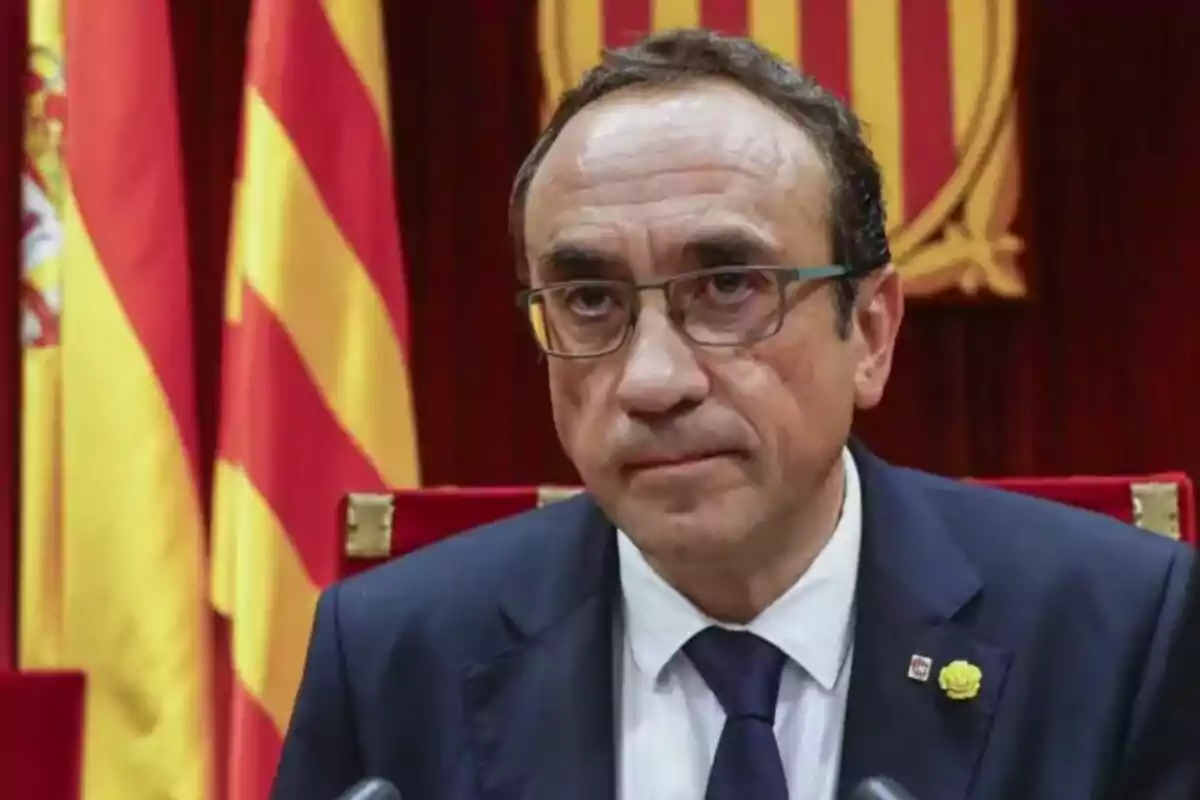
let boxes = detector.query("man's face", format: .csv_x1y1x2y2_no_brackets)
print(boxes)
523,80,902,568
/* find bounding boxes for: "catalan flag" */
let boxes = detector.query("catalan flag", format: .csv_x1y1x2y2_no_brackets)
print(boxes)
19,2,213,799
211,1,421,797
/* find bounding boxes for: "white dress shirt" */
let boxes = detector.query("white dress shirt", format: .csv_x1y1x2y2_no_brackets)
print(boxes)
615,448,862,800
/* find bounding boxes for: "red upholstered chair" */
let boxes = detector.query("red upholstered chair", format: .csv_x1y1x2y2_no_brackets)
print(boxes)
975,472,1195,545
0,670,86,800
338,474,1195,574
338,487,555,577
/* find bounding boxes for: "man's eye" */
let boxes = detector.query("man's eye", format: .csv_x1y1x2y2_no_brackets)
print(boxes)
699,271,765,305
564,286,619,316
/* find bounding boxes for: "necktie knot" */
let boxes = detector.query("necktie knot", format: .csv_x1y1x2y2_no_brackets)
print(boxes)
683,627,787,722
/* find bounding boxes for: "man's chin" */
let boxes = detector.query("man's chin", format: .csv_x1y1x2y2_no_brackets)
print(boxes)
618,482,724,519
624,518,753,573
611,489,763,555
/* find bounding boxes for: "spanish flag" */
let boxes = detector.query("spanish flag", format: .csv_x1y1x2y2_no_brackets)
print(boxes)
19,2,213,800
211,1,421,797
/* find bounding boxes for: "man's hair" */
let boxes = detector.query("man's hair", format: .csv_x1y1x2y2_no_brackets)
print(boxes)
509,28,891,334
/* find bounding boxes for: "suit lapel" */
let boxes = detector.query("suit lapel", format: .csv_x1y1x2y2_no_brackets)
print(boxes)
839,445,1014,800
459,449,1016,800
463,497,617,800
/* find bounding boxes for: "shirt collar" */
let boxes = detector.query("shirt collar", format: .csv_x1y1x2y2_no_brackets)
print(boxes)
618,447,862,692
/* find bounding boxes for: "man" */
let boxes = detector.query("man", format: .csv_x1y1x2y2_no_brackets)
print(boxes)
273,30,1196,800
1105,552,1200,800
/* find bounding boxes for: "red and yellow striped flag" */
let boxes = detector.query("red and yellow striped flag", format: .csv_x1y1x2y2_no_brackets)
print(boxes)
19,2,213,799
211,1,421,797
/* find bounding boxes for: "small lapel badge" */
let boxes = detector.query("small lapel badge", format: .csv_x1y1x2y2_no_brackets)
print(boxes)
907,654,933,683
938,660,983,701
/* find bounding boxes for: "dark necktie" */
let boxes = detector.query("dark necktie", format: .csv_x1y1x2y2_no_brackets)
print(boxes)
684,626,789,800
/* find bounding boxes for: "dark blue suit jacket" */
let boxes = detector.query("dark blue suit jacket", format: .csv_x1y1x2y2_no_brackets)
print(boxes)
272,447,1196,800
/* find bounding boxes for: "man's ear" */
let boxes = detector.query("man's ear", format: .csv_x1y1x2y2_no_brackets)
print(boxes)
852,265,904,410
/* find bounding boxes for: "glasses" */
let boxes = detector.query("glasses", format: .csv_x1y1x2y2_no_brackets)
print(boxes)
516,265,848,359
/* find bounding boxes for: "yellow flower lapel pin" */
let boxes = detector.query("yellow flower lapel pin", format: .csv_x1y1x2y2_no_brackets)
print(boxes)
938,660,982,701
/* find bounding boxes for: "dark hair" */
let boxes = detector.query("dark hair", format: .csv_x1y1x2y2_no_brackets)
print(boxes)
509,28,891,334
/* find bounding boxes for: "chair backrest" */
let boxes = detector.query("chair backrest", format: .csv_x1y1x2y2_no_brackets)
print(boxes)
338,473,1195,575
340,487,553,577
0,670,86,800
974,472,1195,543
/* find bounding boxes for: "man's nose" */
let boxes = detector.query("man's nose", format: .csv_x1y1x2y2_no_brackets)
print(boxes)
615,307,710,416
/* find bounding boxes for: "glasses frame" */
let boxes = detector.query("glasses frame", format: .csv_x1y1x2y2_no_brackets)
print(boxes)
515,264,849,359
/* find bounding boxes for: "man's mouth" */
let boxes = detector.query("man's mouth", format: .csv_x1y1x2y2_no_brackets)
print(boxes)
624,450,743,474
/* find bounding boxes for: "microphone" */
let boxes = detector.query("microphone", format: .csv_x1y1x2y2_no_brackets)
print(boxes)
852,777,919,800
335,778,401,800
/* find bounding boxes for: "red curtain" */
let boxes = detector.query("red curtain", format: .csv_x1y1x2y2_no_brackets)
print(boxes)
0,671,86,800
4,0,1200,663
858,0,1200,479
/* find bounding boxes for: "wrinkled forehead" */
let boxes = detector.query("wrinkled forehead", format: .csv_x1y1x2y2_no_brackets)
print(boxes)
523,80,834,281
